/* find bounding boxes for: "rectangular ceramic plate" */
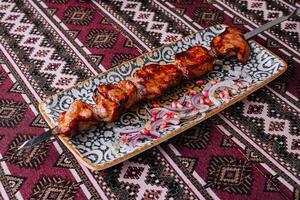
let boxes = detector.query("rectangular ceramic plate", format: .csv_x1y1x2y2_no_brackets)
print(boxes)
39,25,287,170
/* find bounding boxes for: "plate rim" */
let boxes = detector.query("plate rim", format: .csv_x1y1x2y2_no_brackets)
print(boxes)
38,24,288,170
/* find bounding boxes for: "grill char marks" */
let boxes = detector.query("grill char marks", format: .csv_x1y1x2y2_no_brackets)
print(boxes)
133,64,183,100
93,80,138,122
175,46,215,80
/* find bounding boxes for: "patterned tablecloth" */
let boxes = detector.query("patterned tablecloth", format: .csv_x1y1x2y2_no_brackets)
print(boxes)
0,0,299,199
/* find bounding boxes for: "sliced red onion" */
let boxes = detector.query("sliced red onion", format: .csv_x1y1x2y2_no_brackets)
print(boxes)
202,90,209,97
150,107,171,114
232,84,239,90
151,117,180,131
149,107,171,118
164,106,193,113
128,134,153,147
178,110,199,120
203,82,212,91
179,95,186,105
208,80,236,107
118,70,255,147
120,130,141,135
151,119,164,131
190,94,209,112
118,126,142,135
208,105,218,111
145,106,152,117
166,118,180,125
230,88,238,95
149,130,160,138
237,82,245,89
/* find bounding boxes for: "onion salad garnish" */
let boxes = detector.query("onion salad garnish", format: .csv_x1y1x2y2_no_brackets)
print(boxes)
116,69,253,147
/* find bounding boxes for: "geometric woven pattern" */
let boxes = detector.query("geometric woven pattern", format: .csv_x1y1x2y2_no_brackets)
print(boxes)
172,125,211,149
246,0,283,21
207,156,252,194
0,99,26,128
0,1,93,97
95,0,192,48
118,161,168,199
9,82,25,94
55,153,74,169
85,29,117,48
64,7,94,26
114,0,182,44
244,147,263,163
0,0,298,199
111,54,135,67
193,7,224,25
0,2,77,90
31,176,80,199
220,135,235,148
243,99,299,154
5,175,25,195
3,135,51,168
246,0,299,40
0,71,5,85
264,175,279,192
91,147,199,199
222,86,300,182
176,156,198,173
30,114,49,128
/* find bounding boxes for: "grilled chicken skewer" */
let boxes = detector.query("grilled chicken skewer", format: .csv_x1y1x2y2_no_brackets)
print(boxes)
58,27,251,136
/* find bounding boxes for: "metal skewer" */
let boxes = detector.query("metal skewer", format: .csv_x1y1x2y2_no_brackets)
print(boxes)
244,7,300,40
18,127,57,150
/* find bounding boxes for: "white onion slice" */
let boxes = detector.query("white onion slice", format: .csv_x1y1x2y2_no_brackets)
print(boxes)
208,80,237,107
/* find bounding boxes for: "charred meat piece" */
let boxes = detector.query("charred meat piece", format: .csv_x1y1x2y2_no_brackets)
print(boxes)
93,80,139,122
133,64,183,100
175,46,215,80
211,27,250,63
58,100,99,136
93,84,120,123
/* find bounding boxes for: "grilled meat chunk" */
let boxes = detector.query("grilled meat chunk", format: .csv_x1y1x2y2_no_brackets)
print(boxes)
175,46,215,80
211,27,250,63
133,64,183,100
58,100,99,136
93,80,139,122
